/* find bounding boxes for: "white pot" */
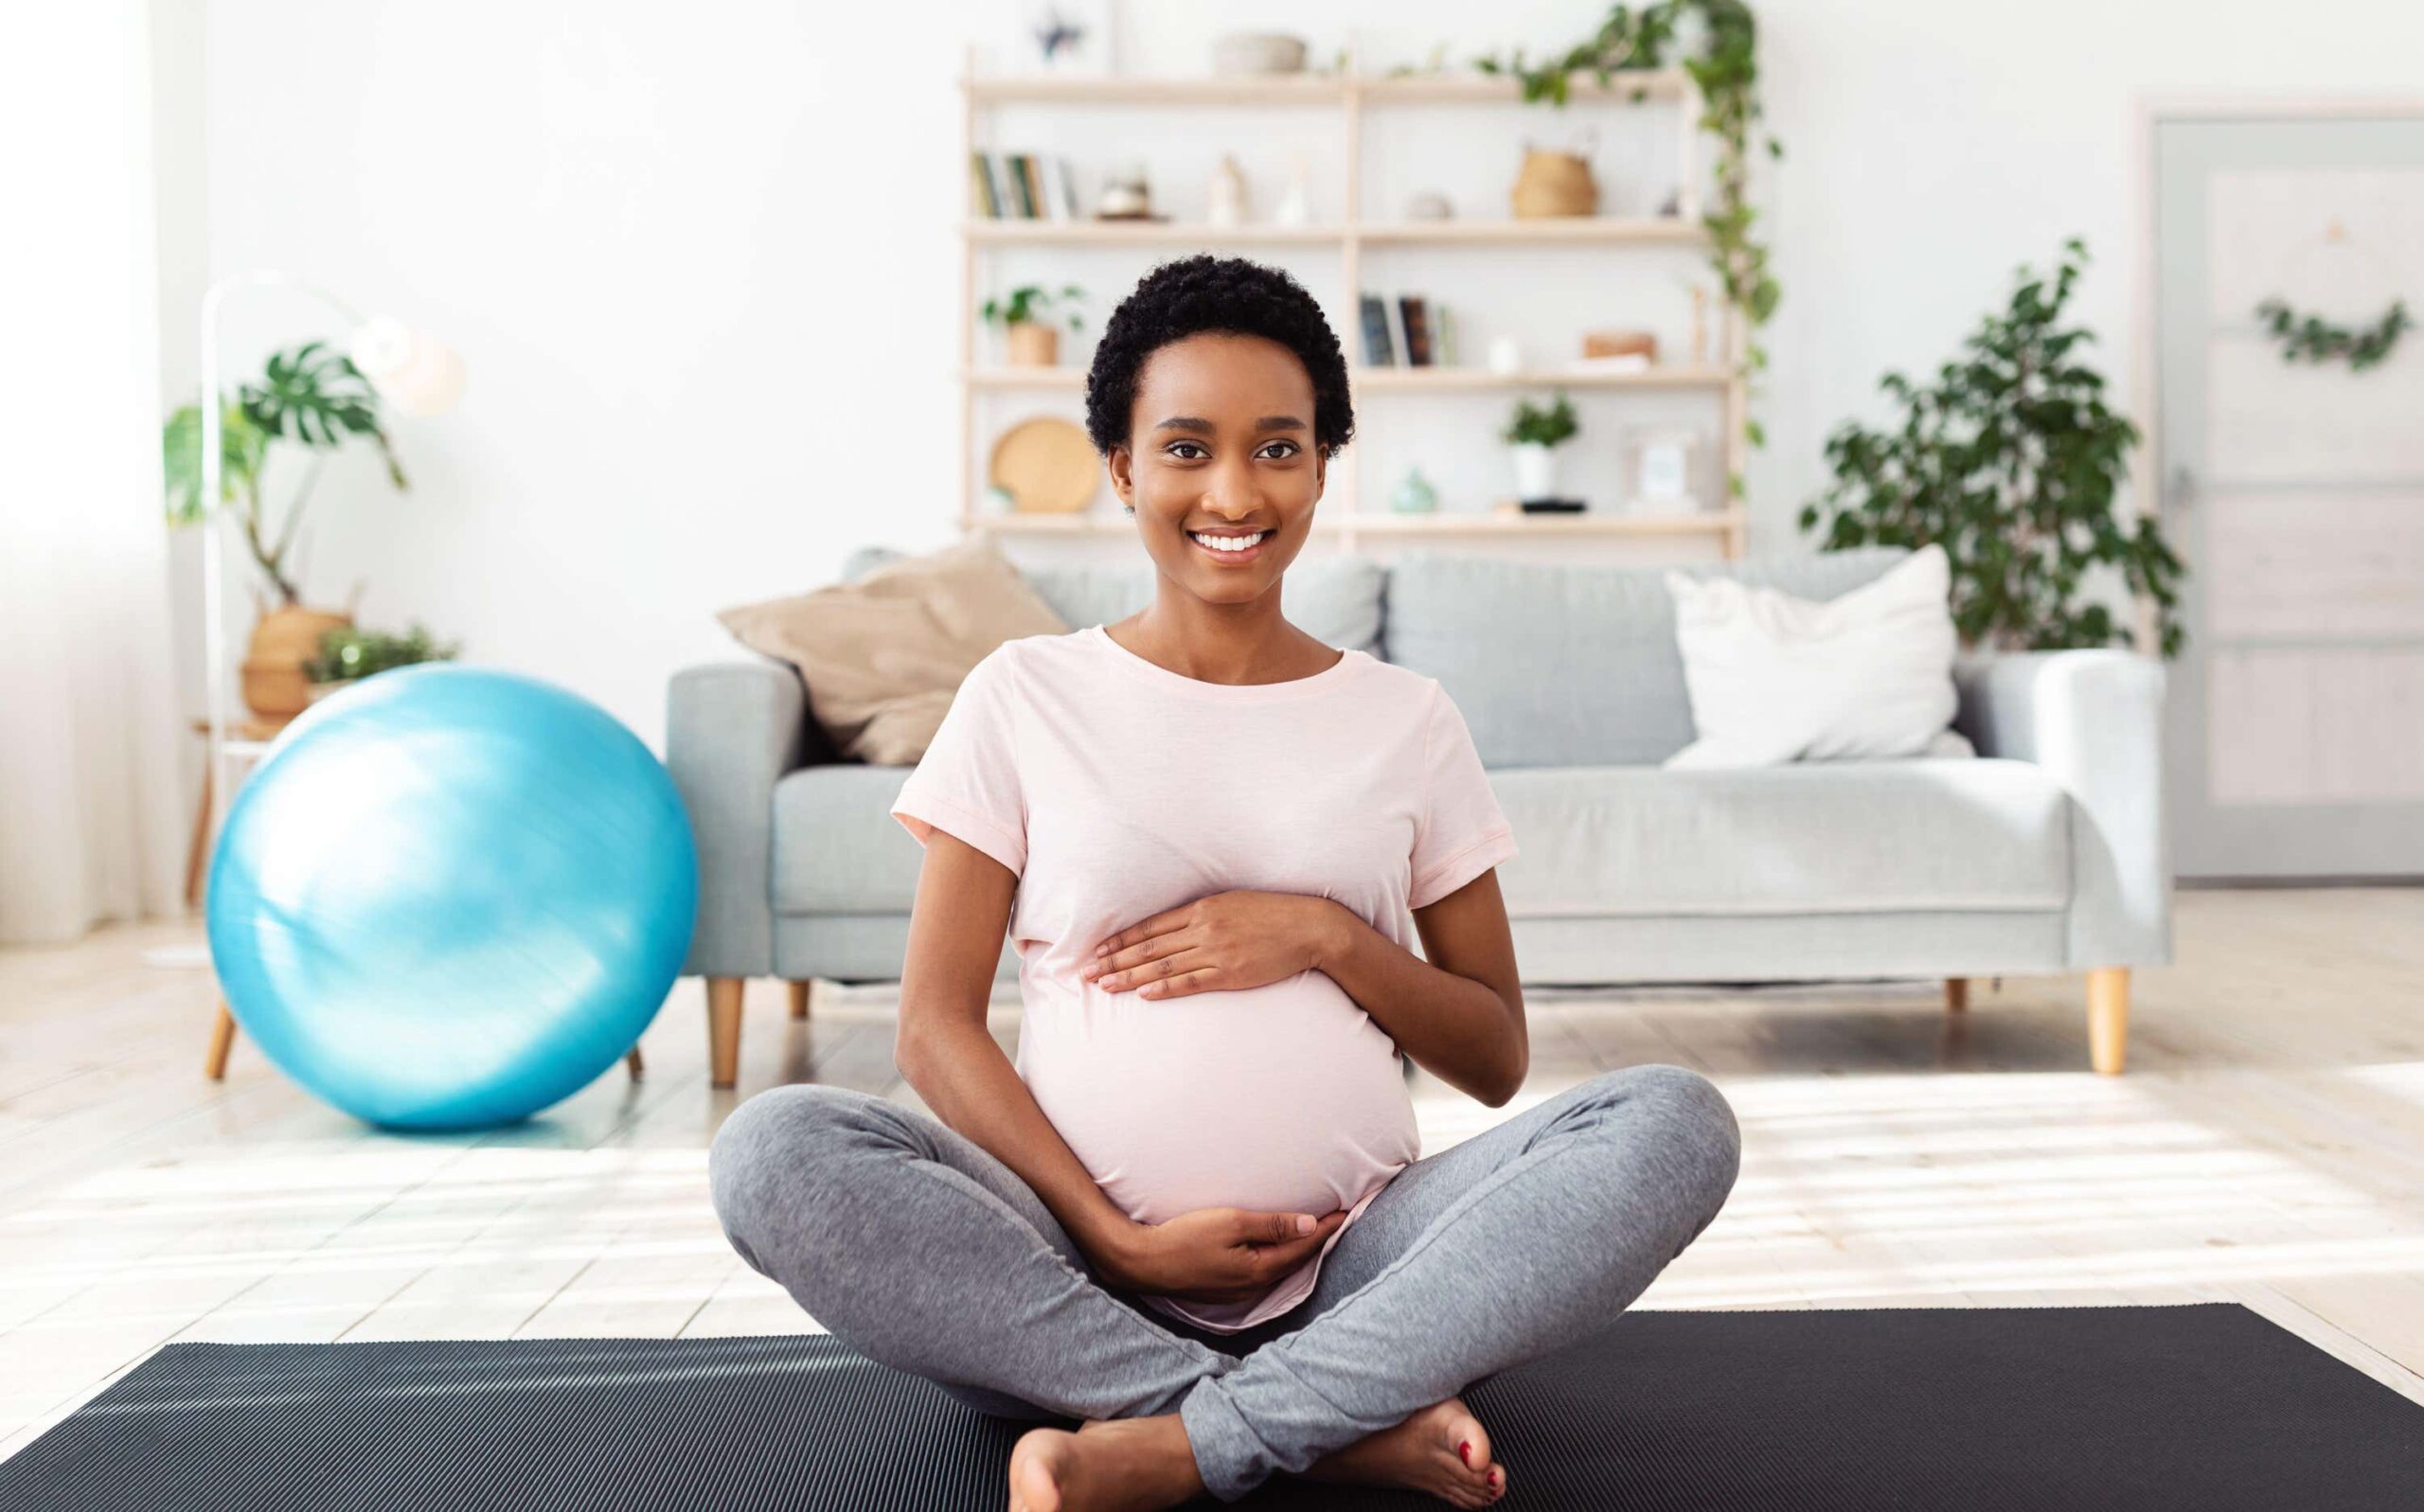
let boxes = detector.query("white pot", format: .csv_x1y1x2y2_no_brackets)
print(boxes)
1511,442,1559,502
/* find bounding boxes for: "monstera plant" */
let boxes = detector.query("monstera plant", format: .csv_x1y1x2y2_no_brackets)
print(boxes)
163,342,412,716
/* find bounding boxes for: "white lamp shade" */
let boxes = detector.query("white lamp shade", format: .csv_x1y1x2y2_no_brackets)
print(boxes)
348,316,467,417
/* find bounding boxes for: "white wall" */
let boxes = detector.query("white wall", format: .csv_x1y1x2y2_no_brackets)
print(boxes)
193,0,975,748
178,0,2424,747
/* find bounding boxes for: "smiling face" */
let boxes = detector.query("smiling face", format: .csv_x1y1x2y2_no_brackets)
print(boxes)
1106,331,1327,602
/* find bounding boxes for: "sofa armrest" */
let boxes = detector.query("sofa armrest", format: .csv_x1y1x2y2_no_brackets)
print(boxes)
1953,649,2172,969
668,659,815,979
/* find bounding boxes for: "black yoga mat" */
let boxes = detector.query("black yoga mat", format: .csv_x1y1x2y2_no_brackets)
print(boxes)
3,1305,2417,1510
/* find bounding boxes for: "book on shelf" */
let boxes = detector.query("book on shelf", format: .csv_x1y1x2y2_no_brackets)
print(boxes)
969,151,998,218
984,152,1018,218
1398,295,1433,366
1037,156,1078,221
1011,152,1040,218
970,151,1079,220
1362,292,1447,367
1358,294,1396,366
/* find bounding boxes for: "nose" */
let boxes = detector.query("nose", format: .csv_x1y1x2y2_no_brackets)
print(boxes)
1201,451,1265,516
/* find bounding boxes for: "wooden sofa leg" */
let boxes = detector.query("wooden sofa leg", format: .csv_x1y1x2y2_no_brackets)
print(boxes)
624,1047,644,1080
788,980,812,1021
205,1001,239,1080
707,977,744,1089
2087,968,2130,1076
1944,977,1969,1012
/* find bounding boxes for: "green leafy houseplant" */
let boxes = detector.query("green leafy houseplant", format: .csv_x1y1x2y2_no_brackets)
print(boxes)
981,283,1086,330
162,341,408,606
1502,392,1579,447
1475,1,1778,456
302,623,460,685
2255,297,2410,371
1799,238,2185,658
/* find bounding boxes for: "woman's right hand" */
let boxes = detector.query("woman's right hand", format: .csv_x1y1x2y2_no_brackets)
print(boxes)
1092,1206,1347,1302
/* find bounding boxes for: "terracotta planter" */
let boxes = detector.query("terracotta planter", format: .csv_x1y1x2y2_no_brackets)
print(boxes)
1005,320,1060,367
241,605,352,719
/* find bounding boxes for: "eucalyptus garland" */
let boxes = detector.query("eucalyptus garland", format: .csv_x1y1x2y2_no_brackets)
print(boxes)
1474,1,1777,440
2255,297,2410,371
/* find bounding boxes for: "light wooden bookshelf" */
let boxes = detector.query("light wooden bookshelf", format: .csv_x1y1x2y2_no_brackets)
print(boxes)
957,52,1749,560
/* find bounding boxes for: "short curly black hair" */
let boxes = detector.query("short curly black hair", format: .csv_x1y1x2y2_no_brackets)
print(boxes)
1083,254,1355,460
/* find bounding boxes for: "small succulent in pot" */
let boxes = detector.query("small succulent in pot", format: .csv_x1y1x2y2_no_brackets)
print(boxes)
983,283,1086,366
1502,391,1578,502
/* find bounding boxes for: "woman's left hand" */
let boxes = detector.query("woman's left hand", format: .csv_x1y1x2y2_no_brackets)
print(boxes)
1080,891,1341,1000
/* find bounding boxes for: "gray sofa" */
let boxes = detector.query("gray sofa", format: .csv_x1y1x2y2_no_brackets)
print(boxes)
668,544,2170,1087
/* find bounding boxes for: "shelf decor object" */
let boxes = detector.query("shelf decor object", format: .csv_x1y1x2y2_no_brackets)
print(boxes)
1510,139,1599,218
954,45,1751,557
988,415,1099,513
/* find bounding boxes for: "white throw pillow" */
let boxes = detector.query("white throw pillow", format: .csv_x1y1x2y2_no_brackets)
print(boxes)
1664,544,1973,770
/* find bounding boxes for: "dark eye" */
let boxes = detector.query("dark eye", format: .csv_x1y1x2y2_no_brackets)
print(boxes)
1258,440,1301,460
1165,440,1208,460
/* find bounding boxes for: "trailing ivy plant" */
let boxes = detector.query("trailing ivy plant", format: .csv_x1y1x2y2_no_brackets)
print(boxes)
2255,297,2409,371
1474,1,1778,466
1798,238,2185,658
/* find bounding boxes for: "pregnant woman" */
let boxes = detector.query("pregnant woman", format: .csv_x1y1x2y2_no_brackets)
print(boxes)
709,255,1741,1511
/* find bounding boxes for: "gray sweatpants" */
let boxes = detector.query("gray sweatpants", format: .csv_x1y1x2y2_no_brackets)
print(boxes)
708,1063,1739,1503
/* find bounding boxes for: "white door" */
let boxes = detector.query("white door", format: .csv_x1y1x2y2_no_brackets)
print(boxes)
2156,115,2424,879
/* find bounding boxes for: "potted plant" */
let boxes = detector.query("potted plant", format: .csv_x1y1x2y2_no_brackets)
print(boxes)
301,622,461,701
982,283,1086,367
163,342,411,717
1501,391,1578,502
1799,239,2185,656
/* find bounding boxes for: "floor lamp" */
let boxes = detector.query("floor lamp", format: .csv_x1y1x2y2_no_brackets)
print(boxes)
196,272,466,1078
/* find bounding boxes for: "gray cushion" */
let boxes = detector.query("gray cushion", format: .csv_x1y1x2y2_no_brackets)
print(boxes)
1384,547,1915,767
773,764,925,916
844,544,1386,657
1488,758,2071,918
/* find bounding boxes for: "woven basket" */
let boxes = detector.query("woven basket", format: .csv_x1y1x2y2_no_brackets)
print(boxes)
1511,147,1598,219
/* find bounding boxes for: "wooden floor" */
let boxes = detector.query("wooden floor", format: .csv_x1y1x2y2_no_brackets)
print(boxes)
4,888,2423,1462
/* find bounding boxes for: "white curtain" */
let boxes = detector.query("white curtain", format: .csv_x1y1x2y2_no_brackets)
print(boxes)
0,5,188,946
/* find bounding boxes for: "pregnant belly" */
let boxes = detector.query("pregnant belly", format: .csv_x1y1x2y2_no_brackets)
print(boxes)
1019,969,1418,1225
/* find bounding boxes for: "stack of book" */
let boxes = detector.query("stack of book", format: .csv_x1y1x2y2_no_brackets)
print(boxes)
971,151,1081,221
1359,293,1457,367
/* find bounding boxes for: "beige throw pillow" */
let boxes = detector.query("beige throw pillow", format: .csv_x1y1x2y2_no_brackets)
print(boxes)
716,536,1068,765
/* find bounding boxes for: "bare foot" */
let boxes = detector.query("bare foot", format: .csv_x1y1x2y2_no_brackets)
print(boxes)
1304,1396,1506,1508
1007,1414,1204,1512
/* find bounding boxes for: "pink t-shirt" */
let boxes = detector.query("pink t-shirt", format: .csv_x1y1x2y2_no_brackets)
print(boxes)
888,622,1520,1331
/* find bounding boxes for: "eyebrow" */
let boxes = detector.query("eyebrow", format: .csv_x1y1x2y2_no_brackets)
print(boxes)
1152,415,1309,435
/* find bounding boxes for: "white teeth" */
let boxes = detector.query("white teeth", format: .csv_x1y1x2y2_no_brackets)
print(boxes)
1191,531,1265,552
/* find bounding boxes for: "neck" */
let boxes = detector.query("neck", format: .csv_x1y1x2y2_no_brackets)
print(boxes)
1117,595,1328,685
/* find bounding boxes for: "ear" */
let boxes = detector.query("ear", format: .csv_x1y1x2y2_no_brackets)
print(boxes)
1108,443,1133,505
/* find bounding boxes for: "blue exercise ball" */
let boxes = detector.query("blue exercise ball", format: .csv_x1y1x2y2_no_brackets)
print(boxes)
206,665,698,1131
